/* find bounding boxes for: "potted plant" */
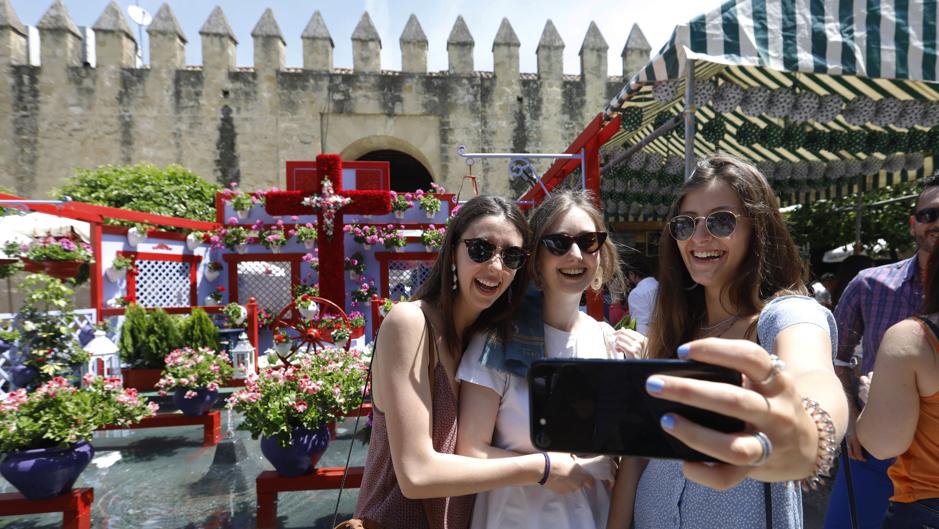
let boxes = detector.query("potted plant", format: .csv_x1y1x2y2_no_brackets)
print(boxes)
222,302,247,327
350,280,378,306
220,226,248,253
180,308,221,352
206,285,225,306
257,307,277,330
420,225,446,251
347,311,366,339
344,253,366,280
295,295,319,320
379,297,394,318
381,226,407,252
416,189,442,218
6,239,94,285
11,274,90,388
389,191,413,218
343,224,380,250
106,254,134,283
0,375,156,500
205,261,223,282
229,191,255,219
126,224,149,246
295,223,318,249
227,346,368,476
330,323,351,348
271,329,292,356
119,305,183,391
259,221,289,254
155,347,234,416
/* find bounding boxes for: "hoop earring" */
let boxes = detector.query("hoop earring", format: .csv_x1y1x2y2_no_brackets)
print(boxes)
451,263,458,291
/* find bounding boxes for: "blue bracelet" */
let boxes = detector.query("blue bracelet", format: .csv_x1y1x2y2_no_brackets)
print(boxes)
537,452,550,486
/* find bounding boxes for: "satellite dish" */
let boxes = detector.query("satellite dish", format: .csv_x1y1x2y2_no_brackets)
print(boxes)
127,5,152,26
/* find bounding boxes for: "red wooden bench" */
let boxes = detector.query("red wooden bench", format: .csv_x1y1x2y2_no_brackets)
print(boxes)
97,410,221,447
0,488,93,529
256,466,363,529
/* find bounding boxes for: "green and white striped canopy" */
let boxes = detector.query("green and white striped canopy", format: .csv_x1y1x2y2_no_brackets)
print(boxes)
607,0,939,114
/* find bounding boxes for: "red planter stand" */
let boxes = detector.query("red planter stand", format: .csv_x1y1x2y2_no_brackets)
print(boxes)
0,488,93,529
21,260,84,282
256,467,363,529
97,411,221,447
120,368,162,391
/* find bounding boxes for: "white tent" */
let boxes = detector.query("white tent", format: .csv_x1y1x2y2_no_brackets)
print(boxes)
0,212,90,243
823,239,888,263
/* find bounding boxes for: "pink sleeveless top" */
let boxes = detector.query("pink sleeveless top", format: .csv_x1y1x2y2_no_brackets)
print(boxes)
354,318,475,529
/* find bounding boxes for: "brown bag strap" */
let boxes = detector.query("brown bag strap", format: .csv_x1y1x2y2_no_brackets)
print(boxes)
913,316,939,354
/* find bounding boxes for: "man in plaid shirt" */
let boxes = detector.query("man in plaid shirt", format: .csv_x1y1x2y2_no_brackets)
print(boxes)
824,174,939,529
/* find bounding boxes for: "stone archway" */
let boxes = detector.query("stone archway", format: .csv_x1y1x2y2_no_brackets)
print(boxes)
340,136,435,192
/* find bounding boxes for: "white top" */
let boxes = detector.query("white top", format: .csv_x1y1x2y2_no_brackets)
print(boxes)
627,277,659,335
456,314,614,529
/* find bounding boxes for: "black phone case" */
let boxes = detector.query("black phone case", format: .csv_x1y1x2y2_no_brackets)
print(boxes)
528,358,745,462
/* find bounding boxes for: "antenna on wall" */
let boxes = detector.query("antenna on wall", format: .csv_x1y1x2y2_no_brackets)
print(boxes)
127,2,152,67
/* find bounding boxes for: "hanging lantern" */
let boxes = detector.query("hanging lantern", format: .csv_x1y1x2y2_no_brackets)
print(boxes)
872,99,903,127
695,79,716,107
791,92,820,123
620,107,643,131
712,83,745,114
905,153,925,172
230,332,256,380
862,155,885,176
651,79,681,102
843,97,876,126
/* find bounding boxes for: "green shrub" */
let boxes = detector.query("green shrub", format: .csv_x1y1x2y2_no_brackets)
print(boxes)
180,308,220,351
52,164,222,225
118,305,184,368
118,304,149,367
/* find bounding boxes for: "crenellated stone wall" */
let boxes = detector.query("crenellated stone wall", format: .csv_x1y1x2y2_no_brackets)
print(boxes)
0,0,652,197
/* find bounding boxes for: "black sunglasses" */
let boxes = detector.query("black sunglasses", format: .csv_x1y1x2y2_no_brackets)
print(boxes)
461,238,529,270
540,232,607,256
915,207,939,224
668,210,744,241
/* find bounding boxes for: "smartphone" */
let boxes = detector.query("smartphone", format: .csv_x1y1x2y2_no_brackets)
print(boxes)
528,358,745,461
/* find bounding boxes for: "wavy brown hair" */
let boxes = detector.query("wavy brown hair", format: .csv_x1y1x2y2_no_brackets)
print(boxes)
411,195,532,357
527,190,626,297
646,154,807,359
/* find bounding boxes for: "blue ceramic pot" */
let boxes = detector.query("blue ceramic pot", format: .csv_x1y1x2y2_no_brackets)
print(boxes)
0,339,11,355
10,365,38,388
260,424,330,477
173,387,219,416
0,440,95,500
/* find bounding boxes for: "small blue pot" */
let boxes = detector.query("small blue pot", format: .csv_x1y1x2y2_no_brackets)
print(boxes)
260,424,330,477
173,387,219,416
10,365,38,388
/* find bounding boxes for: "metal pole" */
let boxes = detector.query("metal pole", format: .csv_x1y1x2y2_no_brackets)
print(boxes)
601,115,683,172
853,174,864,255
684,59,697,180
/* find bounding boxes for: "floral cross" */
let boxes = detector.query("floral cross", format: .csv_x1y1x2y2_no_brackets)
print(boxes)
301,178,352,240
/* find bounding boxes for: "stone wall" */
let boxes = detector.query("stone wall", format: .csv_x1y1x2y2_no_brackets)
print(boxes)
0,0,651,196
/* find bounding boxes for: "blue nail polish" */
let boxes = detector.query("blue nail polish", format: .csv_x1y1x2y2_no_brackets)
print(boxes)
677,343,690,359
660,414,675,431
646,376,665,394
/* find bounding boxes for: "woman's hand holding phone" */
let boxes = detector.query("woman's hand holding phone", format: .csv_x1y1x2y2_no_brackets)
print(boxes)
542,452,595,494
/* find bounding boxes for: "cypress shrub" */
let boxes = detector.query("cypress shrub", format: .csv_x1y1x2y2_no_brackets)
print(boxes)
118,304,149,367
181,308,220,351
143,308,182,368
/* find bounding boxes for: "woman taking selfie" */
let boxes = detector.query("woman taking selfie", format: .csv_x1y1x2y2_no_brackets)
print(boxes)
857,247,939,528
353,195,595,529
455,190,627,529
608,155,847,529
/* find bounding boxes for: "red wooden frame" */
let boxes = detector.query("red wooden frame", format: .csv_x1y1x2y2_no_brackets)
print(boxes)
0,488,93,529
96,410,221,447
123,251,201,308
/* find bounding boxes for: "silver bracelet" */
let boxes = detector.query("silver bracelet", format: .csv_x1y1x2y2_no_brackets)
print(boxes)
800,397,839,491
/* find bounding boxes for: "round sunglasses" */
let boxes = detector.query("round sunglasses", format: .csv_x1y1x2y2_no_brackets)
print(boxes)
668,211,745,241
915,207,939,224
540,232,607,256
461,238,529,270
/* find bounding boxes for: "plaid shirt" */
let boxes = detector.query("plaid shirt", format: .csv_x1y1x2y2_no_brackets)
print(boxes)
834,254,924,373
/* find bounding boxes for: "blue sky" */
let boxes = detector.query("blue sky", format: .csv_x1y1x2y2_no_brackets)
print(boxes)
9,0,723,75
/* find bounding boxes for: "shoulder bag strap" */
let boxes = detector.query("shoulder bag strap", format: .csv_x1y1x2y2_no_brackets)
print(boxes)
763,482,772,529
914,315,939,353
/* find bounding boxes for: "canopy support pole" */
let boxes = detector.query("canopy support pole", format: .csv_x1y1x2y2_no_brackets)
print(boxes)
684,59,697,179
853,174,864,255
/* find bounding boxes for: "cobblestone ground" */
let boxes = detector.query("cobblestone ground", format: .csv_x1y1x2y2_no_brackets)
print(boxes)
0,404,838,529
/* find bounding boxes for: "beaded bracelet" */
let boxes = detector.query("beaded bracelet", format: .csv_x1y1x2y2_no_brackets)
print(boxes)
800,397,839,491
537,452,551,486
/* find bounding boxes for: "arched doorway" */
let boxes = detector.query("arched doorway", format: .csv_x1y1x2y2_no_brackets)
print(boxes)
356,150,433,192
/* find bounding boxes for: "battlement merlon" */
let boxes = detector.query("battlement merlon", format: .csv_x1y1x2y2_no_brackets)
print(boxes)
147,3,186,70
447,15,474,75
492,18,520,81
199,6,238,73
301,10,332,71
252,8,286,73
93,0,136,68
399,14,427,74
37,0,82,68
0,0,27,65
351,12,381,74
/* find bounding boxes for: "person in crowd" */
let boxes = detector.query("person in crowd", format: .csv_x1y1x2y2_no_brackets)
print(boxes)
856,245,939,529
353,195,596,529
831,254,875,308
825,174,939,529
607,154,847,529
811,272,835,309
454,190,628,529
625,257,658,335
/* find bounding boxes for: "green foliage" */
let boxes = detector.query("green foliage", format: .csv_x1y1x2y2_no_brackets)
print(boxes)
118,305,183,368
180,308,220,351
786,181,918,262
156,347,233,393
53,164,221,224
0,376,156,451
14,274,87,382
227,346,369,446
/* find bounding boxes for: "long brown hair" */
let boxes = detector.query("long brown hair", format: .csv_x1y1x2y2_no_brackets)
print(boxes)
646,154,807,359
411,195,532,356
527,190,626,296
923,245,939,314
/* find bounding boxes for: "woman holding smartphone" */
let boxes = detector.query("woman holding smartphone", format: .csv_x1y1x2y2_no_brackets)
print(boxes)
608,155,847,529
353,195,596,529
455,190,628,529
856,247,939,528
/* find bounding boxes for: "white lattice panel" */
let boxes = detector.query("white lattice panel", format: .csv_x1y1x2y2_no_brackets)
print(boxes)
136,260,191,308
387,259,434,300
237,261,292,313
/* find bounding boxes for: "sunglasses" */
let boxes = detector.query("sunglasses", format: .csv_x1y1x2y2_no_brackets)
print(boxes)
540,232,607,256
915,207,939,224
461,238,529,270
668,210,744,241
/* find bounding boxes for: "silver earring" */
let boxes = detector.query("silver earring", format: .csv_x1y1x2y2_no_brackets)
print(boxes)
451,263,458,290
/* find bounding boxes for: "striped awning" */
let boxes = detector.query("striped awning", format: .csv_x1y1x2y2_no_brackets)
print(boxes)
607,0,939,115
